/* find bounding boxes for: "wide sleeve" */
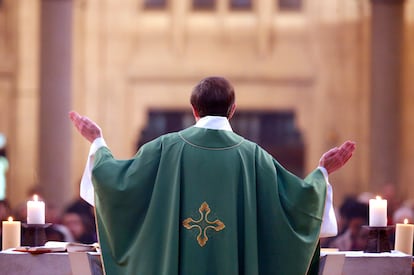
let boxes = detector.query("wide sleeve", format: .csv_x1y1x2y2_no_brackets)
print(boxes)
91,133,193,275
90,139,164,274
255,146,327,275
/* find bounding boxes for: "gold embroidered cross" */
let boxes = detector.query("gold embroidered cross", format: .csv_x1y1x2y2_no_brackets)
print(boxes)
183,202,225,247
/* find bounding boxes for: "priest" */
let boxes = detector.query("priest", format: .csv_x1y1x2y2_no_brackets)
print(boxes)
69,76,356,275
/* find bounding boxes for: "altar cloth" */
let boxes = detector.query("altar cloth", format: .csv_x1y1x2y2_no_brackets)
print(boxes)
0,250,102,275
319,250,412,275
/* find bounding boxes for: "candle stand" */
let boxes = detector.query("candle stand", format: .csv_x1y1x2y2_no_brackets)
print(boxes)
21,223,51,247
362,225,393,253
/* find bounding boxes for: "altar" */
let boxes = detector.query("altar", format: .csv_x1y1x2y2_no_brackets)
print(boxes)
319,250,413,275
0,250,103,275
0,249,412,275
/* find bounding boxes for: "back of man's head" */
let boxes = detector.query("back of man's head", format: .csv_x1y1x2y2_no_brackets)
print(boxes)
190,76,235,118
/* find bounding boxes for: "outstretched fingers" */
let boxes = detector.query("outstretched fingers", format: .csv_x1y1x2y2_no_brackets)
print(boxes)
338,141,356,162
68,111,103,143
319,140,356,174
69,111,80,121
69,111,85,132
340,140,356,153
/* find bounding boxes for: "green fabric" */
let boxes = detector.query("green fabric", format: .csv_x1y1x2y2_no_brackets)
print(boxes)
307,242,320,275
92,127,326,275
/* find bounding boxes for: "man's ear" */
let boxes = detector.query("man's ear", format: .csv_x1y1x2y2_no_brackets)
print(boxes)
192,106,200,121
228,104,236,120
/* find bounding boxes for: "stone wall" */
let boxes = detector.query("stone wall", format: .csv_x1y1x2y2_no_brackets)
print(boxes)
1,0,414,209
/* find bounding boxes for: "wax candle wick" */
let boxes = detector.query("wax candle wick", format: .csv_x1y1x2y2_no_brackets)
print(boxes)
7,216,12,222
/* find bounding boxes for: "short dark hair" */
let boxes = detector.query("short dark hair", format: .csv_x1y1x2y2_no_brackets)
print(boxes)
190,76,235,118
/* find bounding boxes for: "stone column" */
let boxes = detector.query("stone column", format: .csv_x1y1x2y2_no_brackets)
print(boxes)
370,0,404,191
255,0,274,55
171,0,189,54
39,0,73,210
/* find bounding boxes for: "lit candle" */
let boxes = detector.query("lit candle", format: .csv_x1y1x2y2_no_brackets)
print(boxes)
2,216,21,250
369,196,387,227
395,219,414,255
27,194,45,224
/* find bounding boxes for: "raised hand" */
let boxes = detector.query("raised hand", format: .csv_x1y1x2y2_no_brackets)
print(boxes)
69,111,102,143
319,140,356,175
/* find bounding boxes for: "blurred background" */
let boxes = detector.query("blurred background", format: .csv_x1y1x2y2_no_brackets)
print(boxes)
0,0,414,242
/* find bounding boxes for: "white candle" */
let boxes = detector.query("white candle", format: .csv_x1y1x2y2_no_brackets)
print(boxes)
395,219,414,255
27,194,45,224
369,196,387,227
2,216,21,250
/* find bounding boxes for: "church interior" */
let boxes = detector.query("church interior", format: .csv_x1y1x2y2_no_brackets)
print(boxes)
1,0,414,257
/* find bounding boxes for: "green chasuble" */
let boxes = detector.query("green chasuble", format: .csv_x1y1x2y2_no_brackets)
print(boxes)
92,127,327,275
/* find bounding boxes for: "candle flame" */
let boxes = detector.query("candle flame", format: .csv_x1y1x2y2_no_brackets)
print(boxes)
376,196,382,200
33,194,38,201
404,218,409,224
7,216,13,222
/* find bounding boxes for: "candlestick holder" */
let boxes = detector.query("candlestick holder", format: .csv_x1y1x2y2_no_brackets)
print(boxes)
21,223,52,247
362,225,393,253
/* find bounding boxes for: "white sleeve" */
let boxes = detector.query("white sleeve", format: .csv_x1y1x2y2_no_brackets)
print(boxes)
80,137,107,206
318,166,338,238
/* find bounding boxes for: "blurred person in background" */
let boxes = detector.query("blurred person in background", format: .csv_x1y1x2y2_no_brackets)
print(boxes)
324,196,369,251
61,200,97,244
0,134,9,201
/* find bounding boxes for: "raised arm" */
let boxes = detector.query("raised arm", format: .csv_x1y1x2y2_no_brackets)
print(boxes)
319,140,356,175
69,111,102,143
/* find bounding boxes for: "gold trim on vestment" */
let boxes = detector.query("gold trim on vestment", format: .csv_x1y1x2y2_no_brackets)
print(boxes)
178,132,244,151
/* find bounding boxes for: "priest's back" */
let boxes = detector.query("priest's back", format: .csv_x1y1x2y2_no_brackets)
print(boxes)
91,126,326,275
